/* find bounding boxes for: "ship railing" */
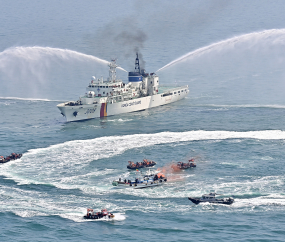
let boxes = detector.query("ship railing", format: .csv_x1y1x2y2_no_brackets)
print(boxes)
167,85,189,91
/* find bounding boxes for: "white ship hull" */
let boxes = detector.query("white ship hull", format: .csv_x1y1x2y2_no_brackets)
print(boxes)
58,86,189,122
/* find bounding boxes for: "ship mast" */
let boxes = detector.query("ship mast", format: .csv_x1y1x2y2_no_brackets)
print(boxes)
135,52,140,74
108,59,118,82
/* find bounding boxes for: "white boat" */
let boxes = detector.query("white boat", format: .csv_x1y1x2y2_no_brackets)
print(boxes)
112,170,167,189
57,53,189,122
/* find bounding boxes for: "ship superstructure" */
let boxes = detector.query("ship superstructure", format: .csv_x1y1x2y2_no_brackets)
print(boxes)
57,53,189,122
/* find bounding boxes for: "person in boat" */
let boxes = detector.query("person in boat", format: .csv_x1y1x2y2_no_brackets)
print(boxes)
86,208,94,218
156,173,165,179
101,209,108,216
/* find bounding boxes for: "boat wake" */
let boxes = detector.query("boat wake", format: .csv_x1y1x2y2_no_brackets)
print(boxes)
1,130,285,188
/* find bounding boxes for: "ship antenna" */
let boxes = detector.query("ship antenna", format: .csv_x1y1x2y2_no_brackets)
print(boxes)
135,52,140,74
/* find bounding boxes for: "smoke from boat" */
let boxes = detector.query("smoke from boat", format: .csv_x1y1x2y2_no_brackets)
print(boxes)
89,18,147,70
156,162,185,182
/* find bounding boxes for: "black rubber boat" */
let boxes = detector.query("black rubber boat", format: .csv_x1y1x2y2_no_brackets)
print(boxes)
0,153,22,164
127,159,156,169
176,159,196,169
84,208,115,220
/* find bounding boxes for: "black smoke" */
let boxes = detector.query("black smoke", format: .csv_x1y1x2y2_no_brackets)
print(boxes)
88,17,147,71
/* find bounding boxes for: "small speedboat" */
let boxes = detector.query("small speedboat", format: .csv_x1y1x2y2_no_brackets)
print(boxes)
127,159,156,169
112,170,167,189
0,153,22,163
188,192,234,205
84,208,115,220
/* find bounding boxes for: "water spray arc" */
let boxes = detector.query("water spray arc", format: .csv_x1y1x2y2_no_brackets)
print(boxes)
156,29,285,72
0,46,127,72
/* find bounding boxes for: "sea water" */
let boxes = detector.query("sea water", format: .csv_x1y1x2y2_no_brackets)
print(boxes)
1,1,285,241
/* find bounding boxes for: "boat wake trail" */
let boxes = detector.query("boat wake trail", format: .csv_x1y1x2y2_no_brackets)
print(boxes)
0,130,284,189
1,129,284,217
157,29,285,72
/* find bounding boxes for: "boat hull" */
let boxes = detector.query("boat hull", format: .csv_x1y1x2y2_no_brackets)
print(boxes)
58,86,189,122
84,214,115,220
188,197,234,205
113,178,167,189
127,163,156,169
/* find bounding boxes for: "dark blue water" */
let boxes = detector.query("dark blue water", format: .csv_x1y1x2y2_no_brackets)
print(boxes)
1,1,285,241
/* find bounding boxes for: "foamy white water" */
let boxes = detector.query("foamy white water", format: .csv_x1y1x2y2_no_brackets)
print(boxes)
0,130,284,189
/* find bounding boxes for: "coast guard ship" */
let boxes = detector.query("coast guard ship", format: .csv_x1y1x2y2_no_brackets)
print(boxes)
57,54,189,122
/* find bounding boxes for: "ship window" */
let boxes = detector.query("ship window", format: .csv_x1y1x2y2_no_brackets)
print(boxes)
100,86,102,88
174,92,176,94
103,86,105,88
181,90,183,92
178,91,180,93
103,92,105,94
